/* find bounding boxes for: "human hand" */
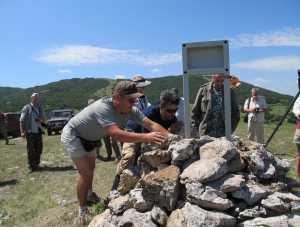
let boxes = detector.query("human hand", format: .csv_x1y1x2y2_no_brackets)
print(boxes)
145,132,167,145
168,121,183,133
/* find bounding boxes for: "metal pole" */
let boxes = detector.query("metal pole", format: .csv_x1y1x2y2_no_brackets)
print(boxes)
265,70,300,147
224,76,232,139
183,72,191,138
265,91,300,148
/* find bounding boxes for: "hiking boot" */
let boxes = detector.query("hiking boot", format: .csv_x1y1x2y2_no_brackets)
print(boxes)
74,207,91,225
87,191,101,204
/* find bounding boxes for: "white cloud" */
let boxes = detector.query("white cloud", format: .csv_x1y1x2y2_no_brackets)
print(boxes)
115,74,126,79
58,69,71,73
151,68,161,73
231,27,300,47
233,56,300,71
252,77,269,87
36,45,181,66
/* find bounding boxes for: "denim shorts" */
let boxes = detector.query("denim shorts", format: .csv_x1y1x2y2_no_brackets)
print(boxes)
61,125,96,160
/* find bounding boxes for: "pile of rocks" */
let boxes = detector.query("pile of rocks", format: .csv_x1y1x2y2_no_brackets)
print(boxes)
89,135,300,227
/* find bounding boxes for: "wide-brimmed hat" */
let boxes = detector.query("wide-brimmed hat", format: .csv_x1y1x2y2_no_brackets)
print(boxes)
132,75,152,88
113,80,143,98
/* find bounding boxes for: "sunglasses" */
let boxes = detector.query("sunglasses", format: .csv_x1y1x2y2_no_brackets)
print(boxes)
126,98,137,104
165,108,178,113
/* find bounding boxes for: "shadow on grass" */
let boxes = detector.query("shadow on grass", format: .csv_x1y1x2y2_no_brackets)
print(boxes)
0,179,18,187
38,165,76,172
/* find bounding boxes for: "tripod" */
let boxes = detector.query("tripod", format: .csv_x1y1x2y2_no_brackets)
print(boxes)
264,70,300,148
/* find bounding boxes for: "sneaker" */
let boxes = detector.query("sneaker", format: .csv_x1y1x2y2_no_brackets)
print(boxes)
74,208,91,225
86,191,101,204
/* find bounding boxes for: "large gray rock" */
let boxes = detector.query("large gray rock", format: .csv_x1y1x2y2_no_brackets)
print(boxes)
185,183,233,211
272,192,300,202
228,153,246,173
196,135,216,146
261,194,290,213
88,209,119,227
261,192,300,214
141,149,171,168
239,213,300,227
166,202,236,227
108,194,131,215
274,156,290,176
143,134,182,152
232,183,268,206
246,147,290,180
150,206,168,226
238,206,267,220
129,188,153,212
169,139,198,163
118,208,157,227
180,158,229,184
206,174,245,193
141,165,180,212
199,138,239,161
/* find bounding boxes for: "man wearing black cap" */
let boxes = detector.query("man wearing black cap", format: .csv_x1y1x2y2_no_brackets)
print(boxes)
61,80,169,224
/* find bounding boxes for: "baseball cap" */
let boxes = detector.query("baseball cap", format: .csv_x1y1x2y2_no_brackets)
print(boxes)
113,80,143,98
31,93,39,97
132,75,152,88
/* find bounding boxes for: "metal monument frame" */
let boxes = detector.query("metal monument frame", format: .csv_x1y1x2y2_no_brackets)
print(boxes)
182,40,231,139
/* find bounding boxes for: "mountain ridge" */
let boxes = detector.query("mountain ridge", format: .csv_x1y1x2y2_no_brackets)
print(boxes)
0,75,292,113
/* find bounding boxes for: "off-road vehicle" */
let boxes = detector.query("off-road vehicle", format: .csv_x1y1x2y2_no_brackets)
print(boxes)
47,109,74,135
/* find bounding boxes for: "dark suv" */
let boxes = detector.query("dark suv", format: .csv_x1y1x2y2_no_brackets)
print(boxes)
47,109,74,135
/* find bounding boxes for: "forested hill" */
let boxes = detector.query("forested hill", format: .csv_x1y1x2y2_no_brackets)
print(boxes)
0,75,292,113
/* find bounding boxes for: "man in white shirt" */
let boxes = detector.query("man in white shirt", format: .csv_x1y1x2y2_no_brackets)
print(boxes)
244,88,267,144
292,95,300,178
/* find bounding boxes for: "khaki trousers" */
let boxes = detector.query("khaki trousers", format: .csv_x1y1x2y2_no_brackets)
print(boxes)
116,142,140,175
248,120,264,144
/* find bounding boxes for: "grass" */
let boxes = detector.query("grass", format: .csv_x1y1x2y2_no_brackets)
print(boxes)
0,135,116,227
0,120,298,226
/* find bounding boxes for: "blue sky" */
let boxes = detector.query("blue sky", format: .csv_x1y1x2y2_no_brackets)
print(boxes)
0,0,299,95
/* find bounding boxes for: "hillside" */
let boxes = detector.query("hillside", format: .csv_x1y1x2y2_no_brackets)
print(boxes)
0,75,293,113
0,78,110,112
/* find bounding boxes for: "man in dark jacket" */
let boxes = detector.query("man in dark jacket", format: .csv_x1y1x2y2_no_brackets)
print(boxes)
191,74,240,138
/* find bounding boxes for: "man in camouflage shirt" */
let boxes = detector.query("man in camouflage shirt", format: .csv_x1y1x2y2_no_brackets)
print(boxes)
191,74,240,137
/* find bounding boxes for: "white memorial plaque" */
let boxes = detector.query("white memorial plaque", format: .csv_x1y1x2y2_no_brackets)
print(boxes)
182,40,231,139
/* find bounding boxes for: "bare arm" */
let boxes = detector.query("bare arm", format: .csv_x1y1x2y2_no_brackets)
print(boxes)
142,117,169,135
105,124,166,144
20,122,25,137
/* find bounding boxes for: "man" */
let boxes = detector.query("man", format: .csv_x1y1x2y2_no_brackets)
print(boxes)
87,98,121,161
61,81,169,224
191,74,240,138
292,95,300,178
172,88,185,136
244,88,267,144
0,112,9,145
132,75,152,110
20,93,46,172
117,89,181,179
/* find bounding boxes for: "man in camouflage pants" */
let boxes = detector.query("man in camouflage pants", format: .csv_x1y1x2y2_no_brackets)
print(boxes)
191,74,240,138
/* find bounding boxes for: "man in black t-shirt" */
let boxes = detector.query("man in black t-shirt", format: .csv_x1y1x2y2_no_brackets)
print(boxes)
116,89,182,185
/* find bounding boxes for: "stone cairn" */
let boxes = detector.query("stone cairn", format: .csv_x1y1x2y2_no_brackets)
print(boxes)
89,135,300,227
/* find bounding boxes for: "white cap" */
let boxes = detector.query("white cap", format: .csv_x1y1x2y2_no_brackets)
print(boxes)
31,93,39,97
